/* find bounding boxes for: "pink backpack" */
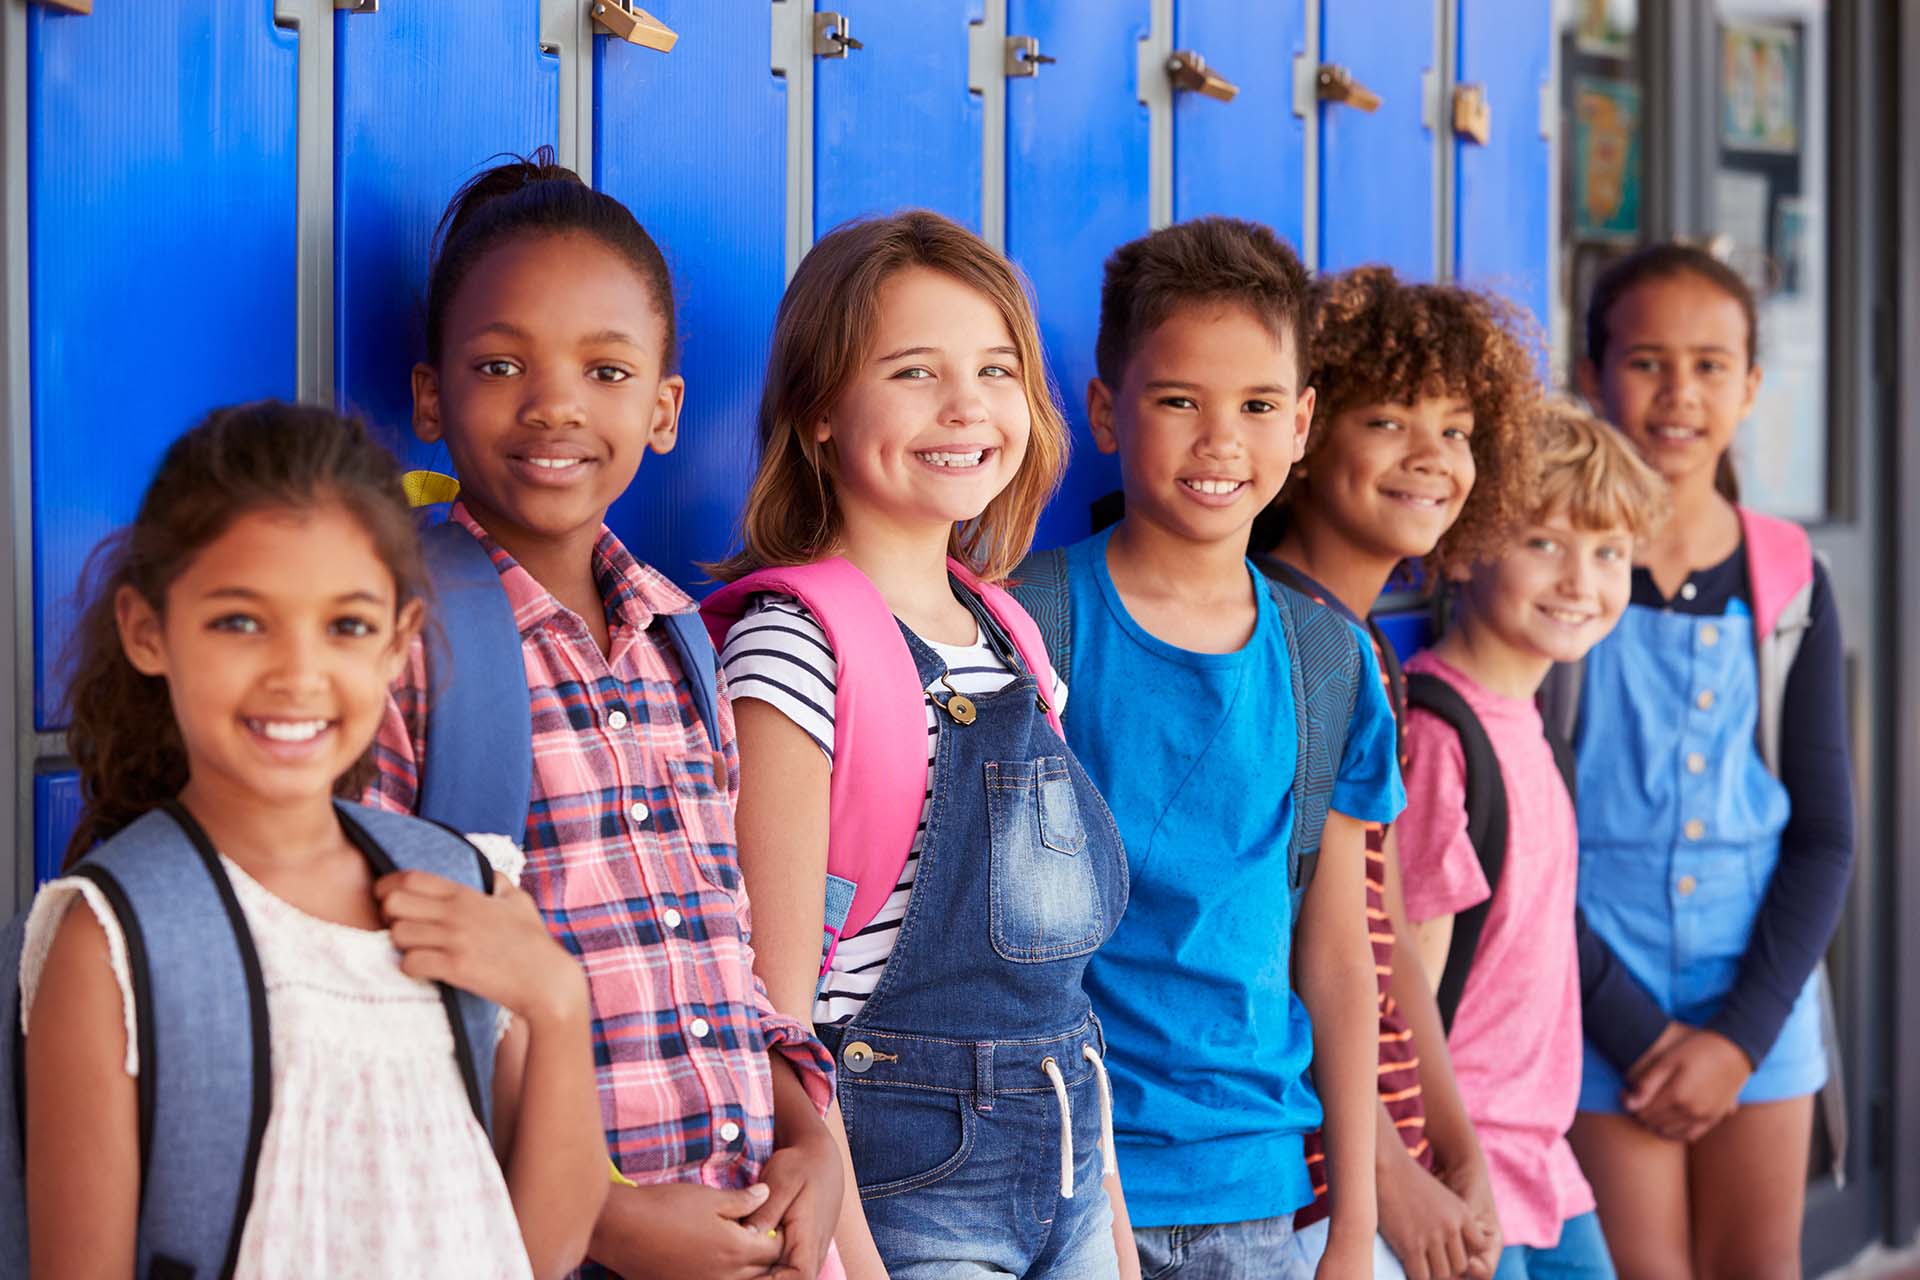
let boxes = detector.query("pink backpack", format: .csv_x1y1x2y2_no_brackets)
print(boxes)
703,556,1064,976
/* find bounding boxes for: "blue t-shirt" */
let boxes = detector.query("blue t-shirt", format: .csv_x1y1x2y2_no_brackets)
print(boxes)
1062,528,1405,1227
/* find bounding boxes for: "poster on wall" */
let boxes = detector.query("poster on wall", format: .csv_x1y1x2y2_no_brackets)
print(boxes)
1573,78,1642,240
1774,195,1810,297
1721,22,1799,153
1575,0,1636,58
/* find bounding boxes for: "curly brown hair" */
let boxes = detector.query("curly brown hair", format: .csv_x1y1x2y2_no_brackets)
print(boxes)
61,402,426,865
1287,265,1542,573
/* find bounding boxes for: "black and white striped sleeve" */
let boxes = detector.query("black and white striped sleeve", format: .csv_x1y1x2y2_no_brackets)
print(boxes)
718,595,836,763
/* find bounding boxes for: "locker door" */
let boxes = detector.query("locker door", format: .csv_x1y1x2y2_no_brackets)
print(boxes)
335,3,558,465
1006,2,1151,549
33,772,80,888
1453,0,1552,332
1172,0,1309,241
596,4,787,588
28,0,300,727
814,1,983,235
1318,0,1436,276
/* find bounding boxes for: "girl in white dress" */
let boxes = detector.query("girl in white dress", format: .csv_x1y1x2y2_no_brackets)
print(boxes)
21,403,608,1278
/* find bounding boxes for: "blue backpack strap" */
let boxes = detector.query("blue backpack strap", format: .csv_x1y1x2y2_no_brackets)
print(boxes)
1,911,29,1277
657,610,723,754
1007,547,1073,688
419,520,534,840
1267,578,1363,912
335,801,499,1135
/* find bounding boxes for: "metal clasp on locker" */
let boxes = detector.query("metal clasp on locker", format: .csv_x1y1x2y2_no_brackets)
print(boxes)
1316,63,1381,113
1166,50,1237,102
1004,35,1057,78
1451,83,1492,145
592,1,677,52
814,12,864,57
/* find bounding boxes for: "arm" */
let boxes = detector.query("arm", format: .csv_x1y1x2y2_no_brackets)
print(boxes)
733,695,888,1279
25,904,139,1280
1105,1167,1141,1280
1296,810,1380,1271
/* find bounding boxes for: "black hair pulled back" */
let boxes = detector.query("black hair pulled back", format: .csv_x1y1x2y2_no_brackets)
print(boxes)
424,147,677,370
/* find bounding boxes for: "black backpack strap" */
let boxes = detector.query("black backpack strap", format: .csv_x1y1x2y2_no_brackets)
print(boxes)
1405,672,1508,1034
1007,547,1074,689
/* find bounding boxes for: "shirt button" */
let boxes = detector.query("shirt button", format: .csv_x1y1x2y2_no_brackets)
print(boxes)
1684,818,1706,840
662,907,683,929
1677,874,1698,896
689,1017,711,1039
1696,689,1716,711
1681,582,1699,601
607,708,629,730
1700,624,1719,647
629,801,649,825
1687,752,1707,775
719,1120,742,1143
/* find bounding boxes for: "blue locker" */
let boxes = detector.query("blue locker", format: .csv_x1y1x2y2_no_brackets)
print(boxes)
1318,0,1436,276
334,2,558,465
595,4,788,588
1006,1,1152,550
815,1,983,235
34,772,82,888
1454,0,1553,334
1373,607,1432,665
28,0,300,728
1172,0,1310,242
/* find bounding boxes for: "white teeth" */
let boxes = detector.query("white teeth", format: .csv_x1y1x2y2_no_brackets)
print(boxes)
252,719,329,743
1386,491,1444,507
1181,478,1244,496
1651,427,1700,440
919,450,986,468
1542,608,1591,625
526,456,585,469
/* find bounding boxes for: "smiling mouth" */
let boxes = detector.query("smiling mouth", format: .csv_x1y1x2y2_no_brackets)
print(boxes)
1537,605,1595,627
523,456,587,470
1382,488,1448,508
243,717,335,744
1648,425,1705,443
1180,478,1247,497
916,448,993,470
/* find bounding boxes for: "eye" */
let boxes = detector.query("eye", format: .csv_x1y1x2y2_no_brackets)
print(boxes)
890,366,934,380
475,358,521,378
1698,359,1728,377
330,615,380,638
1158,396,1198,411
1444,423,1474,442
1525,536,1560,555
980,363,1017,379
208,613,263,635
1626,357,1660,374
1243,400,1277,415
1364,416,1405,431
1595,544,1628,563
588,365,632,384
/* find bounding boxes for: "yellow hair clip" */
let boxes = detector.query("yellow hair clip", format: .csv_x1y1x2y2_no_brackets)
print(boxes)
402,469,461,508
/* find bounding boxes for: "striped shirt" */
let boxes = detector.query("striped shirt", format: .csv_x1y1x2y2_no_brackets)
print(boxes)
366,505,832,1191
719,594,1063,1025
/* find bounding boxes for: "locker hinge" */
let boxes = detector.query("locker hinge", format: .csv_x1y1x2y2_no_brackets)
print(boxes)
1419,67,1440,131
591,1,676,51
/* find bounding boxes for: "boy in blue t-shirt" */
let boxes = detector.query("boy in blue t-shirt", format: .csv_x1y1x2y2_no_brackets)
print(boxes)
1054,219,1404,1278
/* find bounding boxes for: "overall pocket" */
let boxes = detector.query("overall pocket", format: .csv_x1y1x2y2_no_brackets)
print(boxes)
985,757,1104,963
842,1081,976,1199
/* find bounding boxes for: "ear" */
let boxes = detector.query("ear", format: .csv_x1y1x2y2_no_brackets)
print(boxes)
1087,378,1119,455
1290,387,1316,464
1738,361,1763,421
1575,358,1601,407
647,374,686,457
383,598,427,684
411,363,444,445
114,585,169,678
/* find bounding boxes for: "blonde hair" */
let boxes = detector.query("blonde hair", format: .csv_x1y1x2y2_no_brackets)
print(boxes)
709,211,1067,584
1530,398,1669,540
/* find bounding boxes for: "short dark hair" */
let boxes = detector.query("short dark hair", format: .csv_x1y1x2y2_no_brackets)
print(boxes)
425,147,677,370
1094,217,1311,389
1585,241,1757,368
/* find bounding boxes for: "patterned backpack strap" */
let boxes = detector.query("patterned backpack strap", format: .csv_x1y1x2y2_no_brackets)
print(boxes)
1268,578,1363,910
1007,547,1074,689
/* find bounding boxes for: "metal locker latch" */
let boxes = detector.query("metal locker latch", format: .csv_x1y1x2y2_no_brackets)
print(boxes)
592,1,677,51
1166,50,1238,102
1004,35,1057,78
1452,83,1492,145
1316,63,1381,113
814,12,864,58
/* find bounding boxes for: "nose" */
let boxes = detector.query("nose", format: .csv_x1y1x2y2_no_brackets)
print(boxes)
1403,421,1451,475
1559,551,1598,599
1658,362,1703,409
519,365,587,431
941,375,990,429
263,628,329,697
1192,406,1244,460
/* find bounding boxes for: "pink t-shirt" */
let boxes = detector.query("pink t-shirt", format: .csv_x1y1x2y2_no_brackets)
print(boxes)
1398,652,1595,1249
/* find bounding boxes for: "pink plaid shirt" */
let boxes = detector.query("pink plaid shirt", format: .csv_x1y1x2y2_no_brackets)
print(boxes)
367,505,832,1188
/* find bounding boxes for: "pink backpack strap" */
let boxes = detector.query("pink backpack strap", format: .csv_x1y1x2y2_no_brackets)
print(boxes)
702,559,927,974
948,558,1067,738
1738,507,1815,644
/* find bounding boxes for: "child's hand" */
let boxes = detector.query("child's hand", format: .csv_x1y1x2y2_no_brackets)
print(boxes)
375,869,586,1027
1378,1149,1490,1280
1437,1158,1503,1279
743,1124,844,1279
1624,1025,1750,1141
1315,1225,1376,1280
591,1181,786,1279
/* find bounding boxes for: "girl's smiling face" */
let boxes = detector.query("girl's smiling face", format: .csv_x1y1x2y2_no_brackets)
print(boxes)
116,503,419,813
816,267,1032,539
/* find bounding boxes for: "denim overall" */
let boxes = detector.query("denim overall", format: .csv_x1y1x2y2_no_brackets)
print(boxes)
821,586,1130,1279
1574,601,1828,1109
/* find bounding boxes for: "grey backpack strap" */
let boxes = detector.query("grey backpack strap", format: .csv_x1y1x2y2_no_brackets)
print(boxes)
335,802,500,1136
1268,578,1363,910
1008,547,1074,688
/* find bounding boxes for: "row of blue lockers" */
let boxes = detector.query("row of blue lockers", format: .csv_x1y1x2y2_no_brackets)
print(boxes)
20,0,1552,879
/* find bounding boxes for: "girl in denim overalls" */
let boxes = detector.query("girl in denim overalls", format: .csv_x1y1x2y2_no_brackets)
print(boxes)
705,212,1136,1280
1565,244,1855,1274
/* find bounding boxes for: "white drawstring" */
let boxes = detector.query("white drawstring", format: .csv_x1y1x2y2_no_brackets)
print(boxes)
1040,1056,1074,1199
1083,1044,1116,1178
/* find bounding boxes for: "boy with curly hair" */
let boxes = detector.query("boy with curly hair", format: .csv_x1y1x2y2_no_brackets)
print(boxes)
1254,266,1541,1278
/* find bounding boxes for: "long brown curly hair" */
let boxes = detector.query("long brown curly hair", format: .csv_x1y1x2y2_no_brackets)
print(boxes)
61,402,426,865
1266,266,1541,574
